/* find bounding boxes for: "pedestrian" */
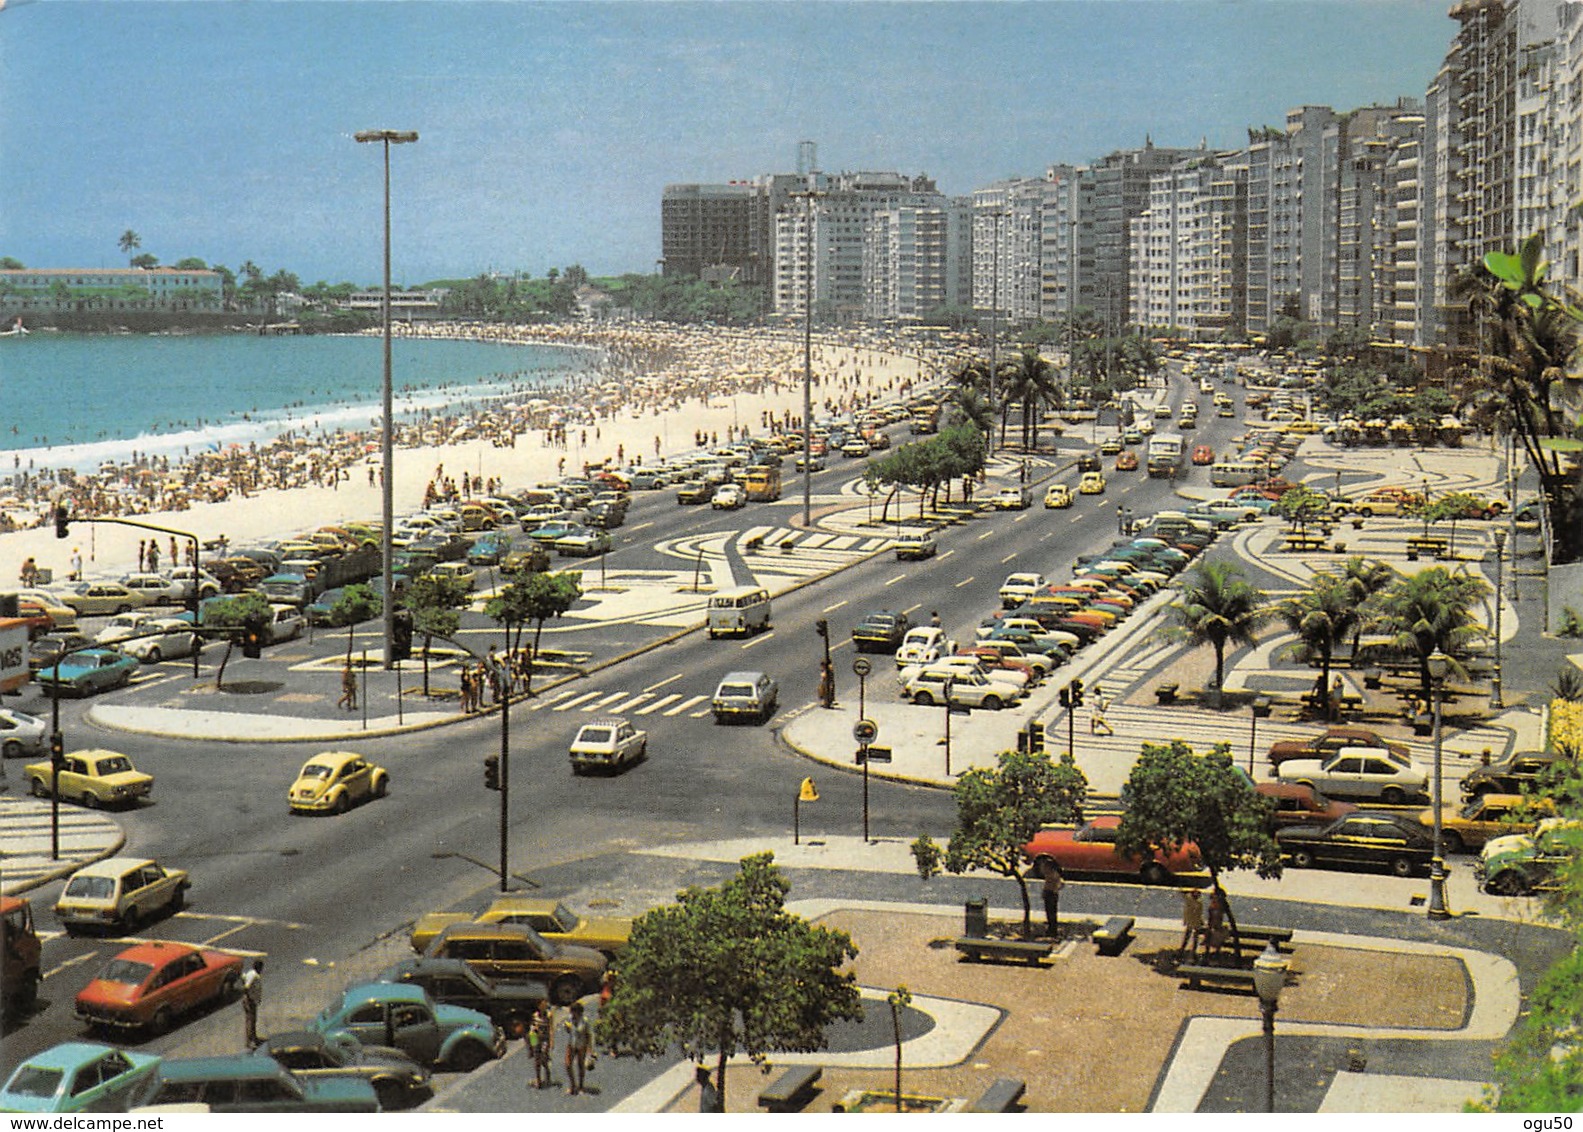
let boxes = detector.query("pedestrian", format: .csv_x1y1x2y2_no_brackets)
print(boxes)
929,610,941,629
1179,888,1204,958
169,537,178,566
818,658,835,709
18,557,37,587
598,969,616,1009
562,1001,593,1095
137,539,146,572
68,547,82,581
460,666,474,713
528,1000,554,1090
146,542,159,572
241,959,263,1048
1090,684,1113,735
339,663,357,711
1205,886,1228,958
1040,859,1064,939
696,1065,722,1113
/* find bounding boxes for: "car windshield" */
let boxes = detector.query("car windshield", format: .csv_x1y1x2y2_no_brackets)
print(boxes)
549,904,576,932
578,728,613,745
98,959,154,986
96,757,133,775
717,686,753,699
5,1066,63,1098
300,764,334,780
65,875,115,899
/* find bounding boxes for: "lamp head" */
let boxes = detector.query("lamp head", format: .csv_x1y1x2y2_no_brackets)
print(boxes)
1427,649,1451,683
1252,940,1289,1007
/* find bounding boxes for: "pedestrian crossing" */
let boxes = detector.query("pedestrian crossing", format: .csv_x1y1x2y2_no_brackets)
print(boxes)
524,685,715,718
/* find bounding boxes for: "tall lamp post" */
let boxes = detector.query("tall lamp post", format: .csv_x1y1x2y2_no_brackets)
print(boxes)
1427,649,1452,920
1491,529,1505,709
354,128,418,669
1252,941,1289,1112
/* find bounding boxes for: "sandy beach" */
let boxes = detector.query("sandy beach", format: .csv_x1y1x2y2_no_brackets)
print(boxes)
1,321,947,586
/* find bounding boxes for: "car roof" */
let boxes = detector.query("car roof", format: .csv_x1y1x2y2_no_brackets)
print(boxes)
156,1056,291,1082
13,1042,127,1071
105,940,204,967
72,856,157,877
721,670,768,683
342,981,428,1006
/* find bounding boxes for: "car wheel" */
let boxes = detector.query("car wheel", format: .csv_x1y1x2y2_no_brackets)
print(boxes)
374,776,389,799
448,1040,493,1073
1381,787,1407,806
1,739,20,759
30,777,48,798
373,1078,409,1111
145,647,162,664
80,791,100,809
551,974,583,1006
913,692,934,706
150,1007,173,1035
10,970,38,1014
982,695,1002,710
221,972,240,1001
1291,850,1314,869
115,604,131,614
122,906,140,931
171,886,186,912
1442,830,1464,855
1140,862,1170,886
333,792,350,815
1390,856,1415,878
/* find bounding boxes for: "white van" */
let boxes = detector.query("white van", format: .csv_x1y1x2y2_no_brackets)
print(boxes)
706,586,771,639
1210,461,1261,488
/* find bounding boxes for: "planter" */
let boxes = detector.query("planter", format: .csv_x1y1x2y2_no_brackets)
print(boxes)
836,1090,965,1114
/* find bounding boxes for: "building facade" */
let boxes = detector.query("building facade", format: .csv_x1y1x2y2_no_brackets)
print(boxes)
0,267,224,314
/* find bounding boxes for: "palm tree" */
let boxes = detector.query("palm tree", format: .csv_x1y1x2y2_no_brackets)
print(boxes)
1167,561,1271,699
117,230,140,263
1338,555,1397,656
1368,566,1491,703
1277,573,1359,721
949,383,995,438
1004,348,1058,451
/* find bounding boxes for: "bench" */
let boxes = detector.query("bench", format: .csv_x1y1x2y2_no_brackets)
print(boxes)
1092,915,1135,957
744,535,764,553
954,936,1053,966
758,1065,823,1112
1406,536,1450,560
1236,924,1294,948
1155,683,1179,705
1178,963,1257,992
968,1077,1027,1113
1282,536,1327,553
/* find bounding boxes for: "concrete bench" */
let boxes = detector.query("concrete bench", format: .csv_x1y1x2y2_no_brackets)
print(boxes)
1093,915,1135,957
1178,963,1257,992
968,1077,1027,1113
954,936,1053,966
758,1065,823,1112
1235,924,1294,948
1155,683,1180,705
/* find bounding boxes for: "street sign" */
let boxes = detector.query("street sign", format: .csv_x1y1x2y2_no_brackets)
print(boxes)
852,657,872,678
852,718,879,744
798,776,819,802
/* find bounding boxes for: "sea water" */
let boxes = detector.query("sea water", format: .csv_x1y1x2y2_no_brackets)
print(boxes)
0,332,593,471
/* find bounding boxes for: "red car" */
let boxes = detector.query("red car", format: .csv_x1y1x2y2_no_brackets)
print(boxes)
1114,451,1139,471
1191,445,1215,466
954,646,1041,684
75,940,244,1034
1022,815,1201,884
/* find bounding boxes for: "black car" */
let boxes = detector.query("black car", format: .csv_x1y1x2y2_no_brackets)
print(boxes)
375,957,548,1039
852,610,910,652
1461,751,1562,800
584,502,626,530
1276,812,1435,877
1077,452,1103,473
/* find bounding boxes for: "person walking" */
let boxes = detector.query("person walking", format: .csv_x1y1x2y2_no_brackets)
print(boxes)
1179,888,1204,958
528,1000,554,1090
1090,683,1114,736
18,557,37,587
240,959,263,1048
68,547,82,582
1040,859,1064,939
817,658,836,709
561,1001,593,1095
338,663,357,711
137,540,146,572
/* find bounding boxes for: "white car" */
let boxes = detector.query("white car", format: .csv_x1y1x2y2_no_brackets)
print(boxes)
0,707,48,759
998,572,1047,609
94,611,162,646
902,666,1014,710
894,627,954,669
120,573,186,605
794,453,827,472
569,717,648,774
116,619,200,664
1277,747,1429,805
899,655,1028,696
265,603,304,645
711,484,745,510
166,567,223,601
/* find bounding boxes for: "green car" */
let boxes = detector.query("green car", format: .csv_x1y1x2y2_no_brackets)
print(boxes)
310,983,504,1072
1,1043,161,1113
1478,819,1583,896
139,1055,378,1112
466,532,514,566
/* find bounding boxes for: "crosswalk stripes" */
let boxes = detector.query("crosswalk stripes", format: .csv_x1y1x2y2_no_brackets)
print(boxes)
552,691,603,712
664,695,709,717
635,694,681,715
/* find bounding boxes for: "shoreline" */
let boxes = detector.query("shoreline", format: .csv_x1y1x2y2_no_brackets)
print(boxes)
1,321,952,586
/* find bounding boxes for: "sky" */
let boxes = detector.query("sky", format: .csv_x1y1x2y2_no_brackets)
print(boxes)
0,0,1458,286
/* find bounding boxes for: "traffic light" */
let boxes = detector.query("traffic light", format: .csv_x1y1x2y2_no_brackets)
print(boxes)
54,505,69,539
815,618,829,641
1028,721,1045,752
241,617,265,659
390,610,413,662
1058,680,1085,711
49,732,64,762
484,755,500,791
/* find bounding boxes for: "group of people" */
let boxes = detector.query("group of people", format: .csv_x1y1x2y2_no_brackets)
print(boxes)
526,999,596,1095
1179,886,1231,959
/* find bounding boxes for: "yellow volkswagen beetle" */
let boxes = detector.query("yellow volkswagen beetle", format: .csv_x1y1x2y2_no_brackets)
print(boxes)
288,751,389,815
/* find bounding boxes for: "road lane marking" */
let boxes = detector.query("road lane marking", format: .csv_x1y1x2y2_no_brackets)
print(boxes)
976,530,995,540
637,694,680,715
527,690,578,711
553,692,601,711
938,549,955,560
1001,554,1017,564
629,521,654,532
884,574,905,586
822,600,849,613
643,674,684,693
955,576,975,588
741,632,774,650
607,693,654,713
663,694,707,716
584,691,629,712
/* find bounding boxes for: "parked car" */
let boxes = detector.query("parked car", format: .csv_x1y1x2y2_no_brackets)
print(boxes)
711,670,779,725
54,857,189,935
422,924,606,1006
1477,818,1583,895
28,632,94,673
963,639,1053,678
409,897,630,960
119,573,187,606
1417,793,1553,854
1255,782,1356,830
902,666,1013,710
309,983,504,1072
288,751,389,815
0,1043,161,1113
264,603,304,645
893,531,938,560
500,544,551,575
117,619,199,664
1022,815,1201,884
0,707,47,759
998,573,1047,608
466,532,515,566
426,561,478,591
1276,749,1429,804
94,610,161,646
900,655,1026,696
25,748,153,808
1461,750,1563,799
567,717,648,774
253,1032,430,1111
852,610,910,653
554,526,613,557
36,648,140,696
57,581,149,617
895,626,954,669
1267,727,1411,769
1043,483,1073,509
14,588,80,630
75,940,243,1035
138,1055,379,1113
1276,812,1436,876
375,958,547,1041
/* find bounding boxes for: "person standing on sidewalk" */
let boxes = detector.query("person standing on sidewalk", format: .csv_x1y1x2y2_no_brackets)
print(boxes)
1179,888,1204,958
1040,860,1064,939
339,663,358,711
68,547,82,581
1090,683,1114,735
562,1001,593,1095
528,1000,554,1090
241,959,263,1048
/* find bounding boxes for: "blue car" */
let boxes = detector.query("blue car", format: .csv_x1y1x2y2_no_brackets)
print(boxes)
0,1042,161,1112
36,649,139,697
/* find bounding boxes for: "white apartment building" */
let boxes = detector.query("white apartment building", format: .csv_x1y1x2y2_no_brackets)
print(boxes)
862,202,972,322
1129,155,1247,337
971,180,1044,324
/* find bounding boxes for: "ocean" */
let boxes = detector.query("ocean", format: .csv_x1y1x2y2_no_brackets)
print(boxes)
1,332,593,472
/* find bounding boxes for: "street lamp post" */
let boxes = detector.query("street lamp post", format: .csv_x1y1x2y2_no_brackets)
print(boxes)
1491,529,1505,709
354,128,418,669
1427,649,1452,920
1252,941,1289,1112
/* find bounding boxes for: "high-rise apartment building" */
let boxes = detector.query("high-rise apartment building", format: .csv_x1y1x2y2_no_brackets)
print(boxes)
971,180,1044,324
1087,142,1208,330
863,201,973,321
1129,154,1247,336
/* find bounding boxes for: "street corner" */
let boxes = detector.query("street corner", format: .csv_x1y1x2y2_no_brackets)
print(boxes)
0,793,125,895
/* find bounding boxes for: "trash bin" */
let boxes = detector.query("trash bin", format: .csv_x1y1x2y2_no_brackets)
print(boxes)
964,897,988,938
1251,695,1272,719
34,567,52,585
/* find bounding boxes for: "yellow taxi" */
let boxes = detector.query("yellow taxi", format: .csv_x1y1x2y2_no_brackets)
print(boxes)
24,749,153,809
288,751,389,815
1078,471,1107,495
1043,483,1073,509
409,896,632,959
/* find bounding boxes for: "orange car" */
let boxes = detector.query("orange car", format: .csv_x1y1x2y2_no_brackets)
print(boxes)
1115,450,1139,471
1191,445,1215,466
74,940,243,1034
1023,816,1201,884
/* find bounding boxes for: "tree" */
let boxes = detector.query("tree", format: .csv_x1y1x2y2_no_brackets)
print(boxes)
594,853,862,1112
117,230,141,263
197,591,271,690
887,986,911,1110
1405,491,1487,557
910,748,1088,936
1167,560,1271,697
1368,566,1491,703
512,571,583,695
400,574,472,695
1277,572,1359,721
1114,740,1281,947
1339,556,1397,656
1271,485,1333,538
322,582,381,663
129,253,159,270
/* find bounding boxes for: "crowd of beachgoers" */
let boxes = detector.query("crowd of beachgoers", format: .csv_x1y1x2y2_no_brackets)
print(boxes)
1,319,956,585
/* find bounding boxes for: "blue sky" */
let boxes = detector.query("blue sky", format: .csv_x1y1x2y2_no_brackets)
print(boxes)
0,0,1455,285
